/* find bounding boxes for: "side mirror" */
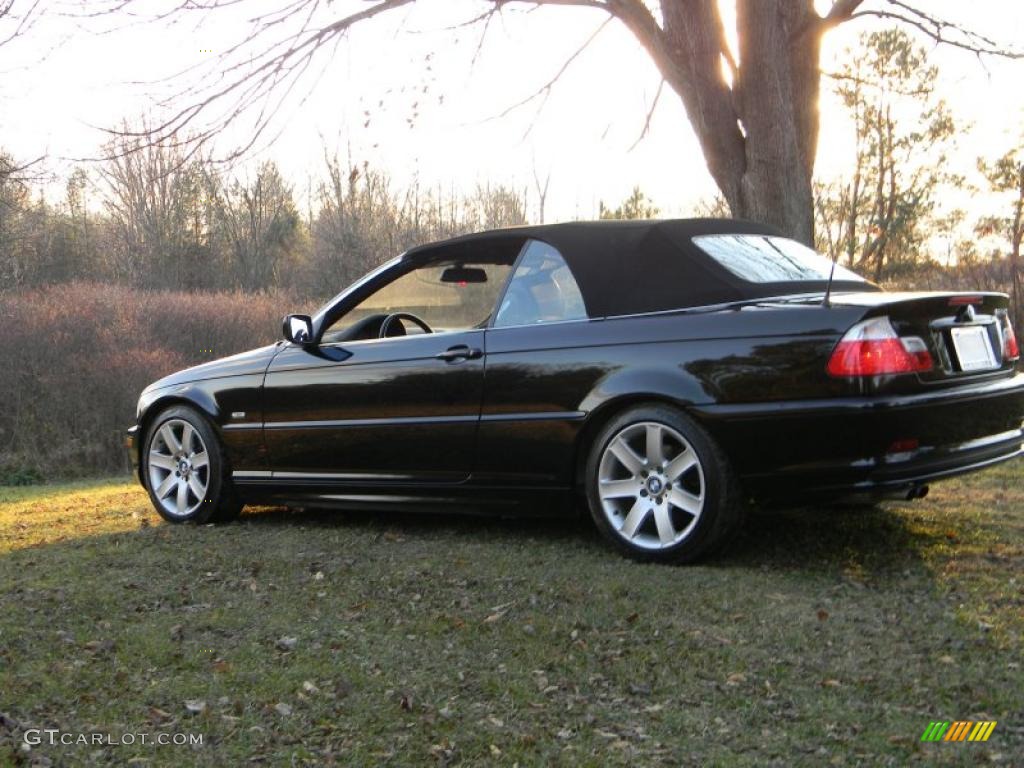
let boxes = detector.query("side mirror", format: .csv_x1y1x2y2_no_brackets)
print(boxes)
282,314,313,345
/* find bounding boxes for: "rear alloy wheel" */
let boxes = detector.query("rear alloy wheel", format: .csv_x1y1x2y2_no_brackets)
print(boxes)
585,406,742,563
144,406,241,524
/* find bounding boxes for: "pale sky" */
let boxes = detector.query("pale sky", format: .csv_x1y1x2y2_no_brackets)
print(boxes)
1,0,1022,223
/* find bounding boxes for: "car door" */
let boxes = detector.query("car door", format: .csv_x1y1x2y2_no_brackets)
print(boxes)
261,332,485,482
260,248,515,484
476,239,601,486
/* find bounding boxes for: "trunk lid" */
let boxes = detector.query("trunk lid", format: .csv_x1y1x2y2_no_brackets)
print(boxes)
828,291,1016,383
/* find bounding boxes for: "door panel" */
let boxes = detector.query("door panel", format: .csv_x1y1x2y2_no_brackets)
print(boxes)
262,330,485,482
477,322,606,486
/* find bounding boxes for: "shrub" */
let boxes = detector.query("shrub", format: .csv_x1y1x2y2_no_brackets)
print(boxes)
0,465,44,486
0,283,301,479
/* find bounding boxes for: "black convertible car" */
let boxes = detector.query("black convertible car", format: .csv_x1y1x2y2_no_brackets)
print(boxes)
126,219,1024,562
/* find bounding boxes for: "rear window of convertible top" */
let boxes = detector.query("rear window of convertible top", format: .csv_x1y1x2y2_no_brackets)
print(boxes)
692,234,866,284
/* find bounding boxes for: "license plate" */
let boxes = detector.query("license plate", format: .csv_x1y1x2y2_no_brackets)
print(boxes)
951,325,998,372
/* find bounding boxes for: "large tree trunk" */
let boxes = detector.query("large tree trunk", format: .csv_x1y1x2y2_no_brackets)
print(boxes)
611,0,829,245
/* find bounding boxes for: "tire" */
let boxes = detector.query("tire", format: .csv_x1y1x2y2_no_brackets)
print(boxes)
142,405,242,525
584,404,743,563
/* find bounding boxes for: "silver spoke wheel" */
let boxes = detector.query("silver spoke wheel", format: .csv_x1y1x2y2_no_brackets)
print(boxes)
597,421,705,551
147,418,210,518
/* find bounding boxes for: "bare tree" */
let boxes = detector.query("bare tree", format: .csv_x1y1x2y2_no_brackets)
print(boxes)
98,132,214,288
53,0,1018,246
464,182,527,231
0,151,32,287
210,160,302,292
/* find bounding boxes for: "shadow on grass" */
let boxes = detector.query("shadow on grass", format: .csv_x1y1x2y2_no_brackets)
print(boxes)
234,498,940,575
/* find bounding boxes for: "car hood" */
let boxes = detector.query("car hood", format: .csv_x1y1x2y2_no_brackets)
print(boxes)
144,343,282,392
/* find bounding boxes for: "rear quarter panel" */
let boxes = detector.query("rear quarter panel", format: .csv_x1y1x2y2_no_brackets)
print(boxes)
476,305,862,487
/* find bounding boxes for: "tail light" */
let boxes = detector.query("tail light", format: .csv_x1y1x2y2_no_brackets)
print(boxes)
827,317,934,377
1003,316,1019,361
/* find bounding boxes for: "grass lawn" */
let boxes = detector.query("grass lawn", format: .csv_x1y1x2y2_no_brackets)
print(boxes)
0,465,1021,766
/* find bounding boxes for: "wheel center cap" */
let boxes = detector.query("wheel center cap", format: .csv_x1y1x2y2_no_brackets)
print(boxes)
178,459,190,475
646,476,664,495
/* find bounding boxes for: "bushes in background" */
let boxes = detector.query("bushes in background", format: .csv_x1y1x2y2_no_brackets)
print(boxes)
0,283,296,480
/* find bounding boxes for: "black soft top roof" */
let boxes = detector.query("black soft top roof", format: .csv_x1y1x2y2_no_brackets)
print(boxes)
406,218,875,318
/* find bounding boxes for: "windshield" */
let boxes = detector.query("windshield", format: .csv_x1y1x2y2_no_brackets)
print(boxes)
311,256,402,327
326,260,512,338
693,235,866,284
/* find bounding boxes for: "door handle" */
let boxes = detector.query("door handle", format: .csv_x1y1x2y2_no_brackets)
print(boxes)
435,345,482,362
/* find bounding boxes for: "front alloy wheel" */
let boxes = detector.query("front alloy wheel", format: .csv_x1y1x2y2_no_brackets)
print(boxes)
585,405,742,563
148,419,211,518
143,405,241,524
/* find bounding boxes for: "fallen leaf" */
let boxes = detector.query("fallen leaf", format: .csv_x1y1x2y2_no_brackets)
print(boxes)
302,680,319,695
274,702,292,717
83,639,115,655
399,693,413,711
276,636,297,652
821,679,841,688
184,699,206,715
816,609,829,622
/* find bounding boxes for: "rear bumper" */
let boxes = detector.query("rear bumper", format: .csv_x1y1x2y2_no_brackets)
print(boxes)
693,372,1024,501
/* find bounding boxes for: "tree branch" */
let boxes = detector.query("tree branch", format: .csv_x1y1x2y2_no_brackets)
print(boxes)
0,0,43,48
101,0,416,158
822,0,865,30
848,2,1022,59
488,16,611,122
628,78,664,151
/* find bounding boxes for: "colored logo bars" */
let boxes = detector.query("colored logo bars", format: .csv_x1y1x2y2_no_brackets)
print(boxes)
921,721,998,742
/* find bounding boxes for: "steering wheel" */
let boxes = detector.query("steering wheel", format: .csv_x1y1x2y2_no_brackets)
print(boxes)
379,312,434,338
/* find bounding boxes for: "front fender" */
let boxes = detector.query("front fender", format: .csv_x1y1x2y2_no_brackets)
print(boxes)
134,375,267,476
138,383,220,426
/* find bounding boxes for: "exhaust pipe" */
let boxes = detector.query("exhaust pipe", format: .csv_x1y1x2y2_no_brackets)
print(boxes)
905,484,930,500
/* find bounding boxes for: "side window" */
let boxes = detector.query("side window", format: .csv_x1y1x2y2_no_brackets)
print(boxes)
493,241,586,328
